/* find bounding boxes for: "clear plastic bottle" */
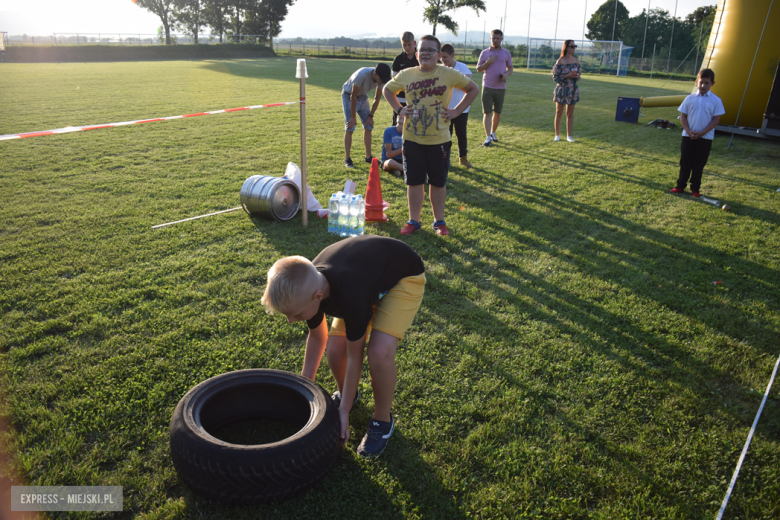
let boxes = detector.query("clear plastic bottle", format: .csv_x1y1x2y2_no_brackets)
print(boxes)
328,192,340,234
338,193,349,237
349,195,359,236
356,194,365,236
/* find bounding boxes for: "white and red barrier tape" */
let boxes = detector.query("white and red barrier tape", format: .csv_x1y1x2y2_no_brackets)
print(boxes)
0,100,303,141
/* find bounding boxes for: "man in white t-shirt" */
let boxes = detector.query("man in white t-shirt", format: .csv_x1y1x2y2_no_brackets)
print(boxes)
440,44,474,168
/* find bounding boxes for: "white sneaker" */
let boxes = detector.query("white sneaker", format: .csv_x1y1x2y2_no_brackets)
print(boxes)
483,136,492,147
490,132,498,143
567,136,575,143
554,135,560,142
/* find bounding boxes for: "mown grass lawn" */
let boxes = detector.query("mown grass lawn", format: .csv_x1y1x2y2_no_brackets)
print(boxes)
1,57,779,519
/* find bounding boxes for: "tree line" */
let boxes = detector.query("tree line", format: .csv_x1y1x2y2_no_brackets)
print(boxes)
133,0,294,46
586,1,716,61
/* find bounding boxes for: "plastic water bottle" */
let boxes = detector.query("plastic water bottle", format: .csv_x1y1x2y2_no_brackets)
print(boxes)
327,193,340,234
356,195,365,236
338,193,349,237
349,195,359,236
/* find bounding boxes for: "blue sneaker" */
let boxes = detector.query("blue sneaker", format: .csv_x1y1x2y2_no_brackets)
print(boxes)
331,389,360,409
357,414,395,458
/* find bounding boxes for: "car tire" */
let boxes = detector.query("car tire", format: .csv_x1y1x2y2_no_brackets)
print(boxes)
169,369,340,504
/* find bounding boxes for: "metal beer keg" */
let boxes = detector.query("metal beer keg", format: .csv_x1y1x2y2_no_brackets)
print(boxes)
240,175,300,221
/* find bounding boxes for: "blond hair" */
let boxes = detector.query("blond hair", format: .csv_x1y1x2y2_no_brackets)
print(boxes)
261,256,319,313
401,31,415,43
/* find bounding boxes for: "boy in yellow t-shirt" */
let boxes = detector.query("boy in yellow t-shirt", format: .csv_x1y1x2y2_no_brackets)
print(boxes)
383,35,479,237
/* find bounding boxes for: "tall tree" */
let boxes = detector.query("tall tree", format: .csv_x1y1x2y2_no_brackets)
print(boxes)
586,0,629,41
225,0,247,41
685,5,716,25
421,0,486,37
244,0,295,46
203,0,230,43
133,0,176,45
173,0,207,43
623,7,671,49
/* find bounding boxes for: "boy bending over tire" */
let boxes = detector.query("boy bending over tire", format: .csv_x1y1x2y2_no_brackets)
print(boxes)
261,236,425,458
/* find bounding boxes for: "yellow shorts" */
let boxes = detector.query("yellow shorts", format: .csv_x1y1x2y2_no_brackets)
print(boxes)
329,273,426,341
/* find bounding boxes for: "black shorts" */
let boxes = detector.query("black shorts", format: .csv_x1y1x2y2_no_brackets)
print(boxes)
402,140,451,188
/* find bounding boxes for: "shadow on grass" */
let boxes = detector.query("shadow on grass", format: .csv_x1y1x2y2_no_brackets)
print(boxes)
170,439,464,520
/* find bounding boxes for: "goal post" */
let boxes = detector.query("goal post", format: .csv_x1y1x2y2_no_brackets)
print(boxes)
527,39,633,76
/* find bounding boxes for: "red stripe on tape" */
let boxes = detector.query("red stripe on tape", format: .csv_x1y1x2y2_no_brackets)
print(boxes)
21,131,56,138
2,100,299,141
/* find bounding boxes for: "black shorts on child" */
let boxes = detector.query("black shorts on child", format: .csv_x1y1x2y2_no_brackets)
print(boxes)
402,140,451,188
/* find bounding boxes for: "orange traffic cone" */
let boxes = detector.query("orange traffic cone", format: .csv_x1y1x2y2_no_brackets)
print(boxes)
365,157,389,222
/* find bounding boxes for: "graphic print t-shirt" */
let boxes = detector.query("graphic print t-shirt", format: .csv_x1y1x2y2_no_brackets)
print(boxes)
381,126,403,162
306,236,425,341
384,65,471,145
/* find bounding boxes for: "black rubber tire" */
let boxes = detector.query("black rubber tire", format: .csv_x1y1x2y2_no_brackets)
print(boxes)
169,369,340,504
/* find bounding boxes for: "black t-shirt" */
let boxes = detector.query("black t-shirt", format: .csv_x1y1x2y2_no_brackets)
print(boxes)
306,236,425,341
391,51,419,100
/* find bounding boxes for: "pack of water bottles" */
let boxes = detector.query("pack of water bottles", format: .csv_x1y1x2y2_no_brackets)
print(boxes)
327,192,365,237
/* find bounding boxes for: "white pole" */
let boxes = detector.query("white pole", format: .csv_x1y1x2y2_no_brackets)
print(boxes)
526,0,532,70
694,21,704,72
554,0,560,42
582,0,588,42
611,0,618,42
151,207,243,229
640,0,650,72
297,59,308,227
667,0,678,73
617,41,622,76
650,43,656,78
464,22,467,61
503,0,509,34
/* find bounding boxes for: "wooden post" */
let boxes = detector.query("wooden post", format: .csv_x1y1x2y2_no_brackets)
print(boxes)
297,59,309,227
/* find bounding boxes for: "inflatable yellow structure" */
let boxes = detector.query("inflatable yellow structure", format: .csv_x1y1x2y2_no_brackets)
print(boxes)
637,0,780,137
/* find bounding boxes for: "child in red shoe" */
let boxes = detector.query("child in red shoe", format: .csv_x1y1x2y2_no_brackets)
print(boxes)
669,69,725,197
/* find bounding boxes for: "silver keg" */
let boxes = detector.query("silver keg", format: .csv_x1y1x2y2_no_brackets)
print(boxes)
240,175,301,221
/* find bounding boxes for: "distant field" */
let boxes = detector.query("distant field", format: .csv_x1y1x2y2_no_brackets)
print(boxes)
1,58,779,519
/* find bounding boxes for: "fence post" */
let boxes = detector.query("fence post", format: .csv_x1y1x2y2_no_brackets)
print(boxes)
365,43,367,58
289,42,292,55
333,44,335,56
318,44,320,56
303,43,305,55
76,34,80,45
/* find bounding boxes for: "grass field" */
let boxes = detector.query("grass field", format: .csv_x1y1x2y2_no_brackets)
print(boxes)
1,57,779,519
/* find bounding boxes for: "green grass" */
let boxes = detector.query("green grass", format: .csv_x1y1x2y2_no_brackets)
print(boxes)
1,58,779,519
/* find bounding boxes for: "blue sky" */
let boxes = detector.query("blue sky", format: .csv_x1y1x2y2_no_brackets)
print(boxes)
0,0,714,41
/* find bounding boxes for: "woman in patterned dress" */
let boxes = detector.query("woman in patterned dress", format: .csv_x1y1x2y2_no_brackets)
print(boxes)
552,39,581,142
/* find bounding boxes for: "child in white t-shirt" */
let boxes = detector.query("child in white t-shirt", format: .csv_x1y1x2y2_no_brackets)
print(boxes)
669,68,726,197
